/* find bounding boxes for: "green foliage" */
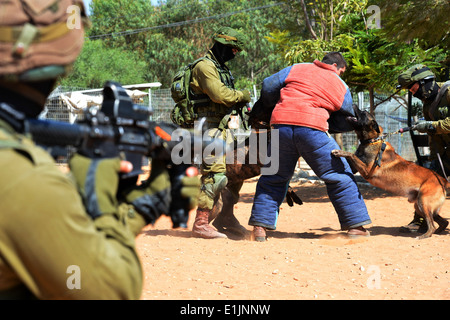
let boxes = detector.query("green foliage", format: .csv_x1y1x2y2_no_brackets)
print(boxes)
339,26,445,94
61,0,448,105
375,0,450,48
58,40,148,88
269,0,447,112
64,0,287,91
284,38,342,64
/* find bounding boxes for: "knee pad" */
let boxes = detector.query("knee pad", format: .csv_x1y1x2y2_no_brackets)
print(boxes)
198,172,228,210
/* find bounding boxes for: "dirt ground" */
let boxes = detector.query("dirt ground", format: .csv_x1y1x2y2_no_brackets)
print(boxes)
136,170,450,301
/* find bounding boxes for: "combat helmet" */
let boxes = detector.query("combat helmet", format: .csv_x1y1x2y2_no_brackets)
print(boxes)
397,64,436,89
0,0,87,84
397,64,440,101
212,27,246,52
0,0,87,112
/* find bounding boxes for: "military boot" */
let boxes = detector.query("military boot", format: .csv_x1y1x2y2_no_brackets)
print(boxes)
192,208,227,239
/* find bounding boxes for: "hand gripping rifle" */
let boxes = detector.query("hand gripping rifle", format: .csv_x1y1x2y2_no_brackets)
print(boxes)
23,81,215,228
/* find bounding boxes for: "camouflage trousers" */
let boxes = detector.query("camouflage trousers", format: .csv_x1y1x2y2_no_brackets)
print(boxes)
197,128,243,210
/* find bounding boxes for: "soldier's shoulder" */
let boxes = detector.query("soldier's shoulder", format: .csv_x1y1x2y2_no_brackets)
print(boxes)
0,127,55,167
193,57,216,70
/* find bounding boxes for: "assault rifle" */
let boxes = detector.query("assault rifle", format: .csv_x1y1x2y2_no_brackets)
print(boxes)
23,81,216,228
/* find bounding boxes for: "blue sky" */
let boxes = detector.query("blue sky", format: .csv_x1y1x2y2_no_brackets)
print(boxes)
82,0,92,14
82,0,160,15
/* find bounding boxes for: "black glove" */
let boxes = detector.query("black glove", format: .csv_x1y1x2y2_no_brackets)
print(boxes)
121,159,200,226
122,159,171,224
285,186,303,207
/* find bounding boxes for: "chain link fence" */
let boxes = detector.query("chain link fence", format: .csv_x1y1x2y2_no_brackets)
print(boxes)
41,86,420,163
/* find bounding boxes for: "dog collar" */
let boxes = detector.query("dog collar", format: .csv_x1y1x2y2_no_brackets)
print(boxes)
375,142,387,167
360,133,389,145
359,136,387,168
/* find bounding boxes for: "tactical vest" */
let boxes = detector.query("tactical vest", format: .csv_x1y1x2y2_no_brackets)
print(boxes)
428,81,450,121
170,55,235,128
171,51,246,130
193,56,237,129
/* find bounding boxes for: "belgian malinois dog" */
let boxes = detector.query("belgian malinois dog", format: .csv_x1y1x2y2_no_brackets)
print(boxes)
331,104,448,239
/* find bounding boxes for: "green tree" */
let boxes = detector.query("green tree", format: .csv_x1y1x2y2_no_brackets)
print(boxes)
268,0,446,113
376,0,450,49
58,40,148,88
376,0,450,80
88,0,155,55
71,0,287,90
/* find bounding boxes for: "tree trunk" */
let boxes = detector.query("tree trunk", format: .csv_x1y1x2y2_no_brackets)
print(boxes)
369,86,375,115
299,0,318,40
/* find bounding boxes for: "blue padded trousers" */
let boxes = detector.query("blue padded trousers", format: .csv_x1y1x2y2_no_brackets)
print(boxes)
249,125,371,230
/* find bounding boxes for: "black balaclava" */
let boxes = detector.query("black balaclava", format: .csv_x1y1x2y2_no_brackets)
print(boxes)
0,79,55,118
211,42,236,65
413,78,440,102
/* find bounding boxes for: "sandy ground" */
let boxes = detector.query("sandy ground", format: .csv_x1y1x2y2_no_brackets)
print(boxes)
136,168,450,301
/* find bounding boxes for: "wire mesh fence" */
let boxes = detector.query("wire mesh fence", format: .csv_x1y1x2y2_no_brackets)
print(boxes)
40,86,421,163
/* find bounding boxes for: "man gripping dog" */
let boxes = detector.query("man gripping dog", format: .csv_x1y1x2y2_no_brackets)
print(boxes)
248,52,372,241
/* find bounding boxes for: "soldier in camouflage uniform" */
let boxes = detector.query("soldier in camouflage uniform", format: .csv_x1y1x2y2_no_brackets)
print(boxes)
190,27,251,239
0,0,199,299
397,64,450,233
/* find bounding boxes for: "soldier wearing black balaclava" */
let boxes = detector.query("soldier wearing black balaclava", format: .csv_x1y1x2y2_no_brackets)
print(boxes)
189,27,252,239
397,64,450,234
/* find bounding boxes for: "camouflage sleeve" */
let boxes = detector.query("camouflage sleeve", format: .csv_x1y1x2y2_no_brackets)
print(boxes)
0,148,145,299
433,117,450,134
191,59,245,107
432,88,450,134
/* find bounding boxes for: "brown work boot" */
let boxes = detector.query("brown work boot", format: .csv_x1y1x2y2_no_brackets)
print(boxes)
347,226,370,239
192,209,227,239
252,226,267,242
